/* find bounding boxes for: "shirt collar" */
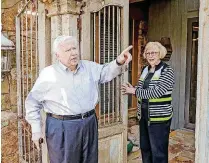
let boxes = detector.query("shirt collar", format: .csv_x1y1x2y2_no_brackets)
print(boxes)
148,61,164,71
74,61,82,74
57,61,68,71
57,61,82,73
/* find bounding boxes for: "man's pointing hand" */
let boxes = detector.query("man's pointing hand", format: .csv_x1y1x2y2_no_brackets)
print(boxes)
116,45,133,65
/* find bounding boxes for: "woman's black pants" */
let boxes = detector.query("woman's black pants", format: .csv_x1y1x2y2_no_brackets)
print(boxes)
140,114,171,163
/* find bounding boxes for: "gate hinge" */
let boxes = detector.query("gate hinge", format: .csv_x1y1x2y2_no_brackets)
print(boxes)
77,17,82,30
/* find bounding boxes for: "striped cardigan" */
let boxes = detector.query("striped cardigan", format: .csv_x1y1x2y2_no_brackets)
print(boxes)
135,62,175,124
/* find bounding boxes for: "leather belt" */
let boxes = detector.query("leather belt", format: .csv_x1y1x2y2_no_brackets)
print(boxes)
47,109,95,120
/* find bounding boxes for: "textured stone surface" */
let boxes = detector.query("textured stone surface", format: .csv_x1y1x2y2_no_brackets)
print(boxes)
1,111,18,163
10,92,17,108
1,111,17,121
10,105,18,113
128,129,195,163
1,1,18,31
1,94,11,111
1,2,19,162
1,77,10,94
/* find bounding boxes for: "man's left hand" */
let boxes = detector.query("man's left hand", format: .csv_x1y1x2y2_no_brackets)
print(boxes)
116,45,133,65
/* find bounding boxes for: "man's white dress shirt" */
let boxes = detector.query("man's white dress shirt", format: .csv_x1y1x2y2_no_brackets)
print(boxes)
25,60,122,139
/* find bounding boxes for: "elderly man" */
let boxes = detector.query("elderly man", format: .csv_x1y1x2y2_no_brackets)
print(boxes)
25,35,132,163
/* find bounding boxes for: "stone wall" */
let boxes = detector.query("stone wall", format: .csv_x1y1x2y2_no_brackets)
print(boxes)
1,0,18,112
1,112,18,163
1,0,19,162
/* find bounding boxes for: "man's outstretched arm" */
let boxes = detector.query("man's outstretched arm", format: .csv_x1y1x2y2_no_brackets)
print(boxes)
91,46,133,83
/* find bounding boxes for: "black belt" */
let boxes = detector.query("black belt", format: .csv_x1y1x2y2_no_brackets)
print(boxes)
47,109,95,120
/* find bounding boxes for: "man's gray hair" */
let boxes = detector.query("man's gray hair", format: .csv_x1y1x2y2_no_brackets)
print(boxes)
53,35,77,55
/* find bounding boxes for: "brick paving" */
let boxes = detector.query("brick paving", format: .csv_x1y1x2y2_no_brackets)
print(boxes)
128,129,195,163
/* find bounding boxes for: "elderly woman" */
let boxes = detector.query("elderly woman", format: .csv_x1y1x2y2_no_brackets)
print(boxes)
122,42,174,163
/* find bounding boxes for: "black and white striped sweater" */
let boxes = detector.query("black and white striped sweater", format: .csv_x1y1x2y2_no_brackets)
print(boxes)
135,61,175,123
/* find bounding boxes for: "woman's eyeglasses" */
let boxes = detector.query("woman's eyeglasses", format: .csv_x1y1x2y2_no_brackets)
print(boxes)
145,52,159,56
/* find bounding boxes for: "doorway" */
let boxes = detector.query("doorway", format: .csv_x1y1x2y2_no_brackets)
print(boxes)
128,2,149,114
185,17,199,129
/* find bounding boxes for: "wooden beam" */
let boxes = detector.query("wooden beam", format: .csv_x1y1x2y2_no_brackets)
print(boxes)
195,0,209,162
131,20,138,108
38,2,51,163
129,0,146,4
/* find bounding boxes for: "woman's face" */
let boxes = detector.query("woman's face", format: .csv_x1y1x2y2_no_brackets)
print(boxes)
145,45,161,67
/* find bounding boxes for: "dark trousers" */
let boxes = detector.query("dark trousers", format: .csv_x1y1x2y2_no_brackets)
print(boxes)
140,116,171,163
46,114,98,163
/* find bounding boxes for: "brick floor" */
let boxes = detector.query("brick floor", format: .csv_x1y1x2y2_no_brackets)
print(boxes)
128,129,195,163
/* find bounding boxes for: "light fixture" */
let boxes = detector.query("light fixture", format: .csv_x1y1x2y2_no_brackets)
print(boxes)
1,27,15,81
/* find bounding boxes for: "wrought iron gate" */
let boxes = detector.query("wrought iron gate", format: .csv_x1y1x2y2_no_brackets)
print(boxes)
91,5,122,127
16,0,41,162
89,2,129,162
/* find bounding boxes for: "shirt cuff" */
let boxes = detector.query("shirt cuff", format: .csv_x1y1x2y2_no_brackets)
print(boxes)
32,132,42,141
115,59,123,66
31,122,42,134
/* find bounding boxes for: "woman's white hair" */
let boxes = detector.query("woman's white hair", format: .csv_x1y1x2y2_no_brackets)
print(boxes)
53,35,77,55
143,41,167,59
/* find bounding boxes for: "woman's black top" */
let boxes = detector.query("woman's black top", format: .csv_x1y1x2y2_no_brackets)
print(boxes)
141,72,154,120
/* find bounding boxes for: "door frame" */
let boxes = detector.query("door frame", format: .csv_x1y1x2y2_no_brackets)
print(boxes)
185,17,199,129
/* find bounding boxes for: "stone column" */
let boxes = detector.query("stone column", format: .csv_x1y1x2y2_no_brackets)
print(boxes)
195,0,209,162
46,0,81,63
38,1,82,162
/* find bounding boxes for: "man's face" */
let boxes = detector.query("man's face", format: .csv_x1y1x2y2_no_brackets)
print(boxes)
56,40,79,70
